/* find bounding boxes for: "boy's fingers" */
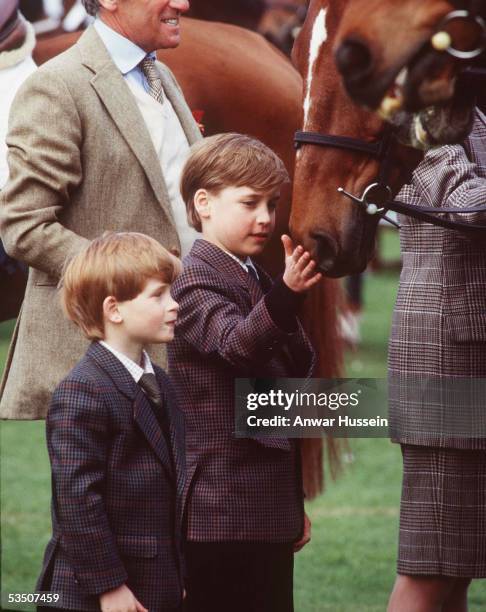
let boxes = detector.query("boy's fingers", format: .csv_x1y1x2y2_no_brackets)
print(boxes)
281,234,294,257
307,272,323,287
292,245,305,262
134,599,148,612
295,251,311,269
302,259,316,276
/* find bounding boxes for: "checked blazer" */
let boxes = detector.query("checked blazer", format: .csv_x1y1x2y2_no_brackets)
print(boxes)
168,239,315,543
36,342,186,612
389,109,486,450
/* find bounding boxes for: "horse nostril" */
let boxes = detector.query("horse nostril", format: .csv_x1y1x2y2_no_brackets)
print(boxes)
311,231,339,273
335,39,373,81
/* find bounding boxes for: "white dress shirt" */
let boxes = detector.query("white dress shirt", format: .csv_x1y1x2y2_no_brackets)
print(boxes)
93,18,201,257
99,340,155,383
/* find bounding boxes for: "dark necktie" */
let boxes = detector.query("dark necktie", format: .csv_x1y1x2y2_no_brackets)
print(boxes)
139,373,164,407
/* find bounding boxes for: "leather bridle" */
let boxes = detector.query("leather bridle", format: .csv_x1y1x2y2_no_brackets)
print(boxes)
294,112,486,233
293,0,486,235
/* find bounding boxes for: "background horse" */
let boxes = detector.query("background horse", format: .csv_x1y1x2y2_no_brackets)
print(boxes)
29,17,343,495
333,0,485,147
290,0,423,278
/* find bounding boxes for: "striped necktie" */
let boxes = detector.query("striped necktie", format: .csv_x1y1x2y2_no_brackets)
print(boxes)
139,56,164,105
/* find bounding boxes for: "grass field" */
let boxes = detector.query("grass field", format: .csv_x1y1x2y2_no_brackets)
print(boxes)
1,232,485,610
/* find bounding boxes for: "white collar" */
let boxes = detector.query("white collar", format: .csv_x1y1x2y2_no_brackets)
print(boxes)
99,341,155,383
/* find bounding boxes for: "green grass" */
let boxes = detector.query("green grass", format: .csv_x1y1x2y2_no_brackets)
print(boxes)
1,233,485,610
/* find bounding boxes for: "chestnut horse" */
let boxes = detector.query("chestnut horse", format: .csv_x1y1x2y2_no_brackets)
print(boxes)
28,17,342,495
333,0,485,147
290,0,422,277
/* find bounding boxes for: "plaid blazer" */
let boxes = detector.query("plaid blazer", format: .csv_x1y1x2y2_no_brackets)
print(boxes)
389,109,486,450
168,239,315,542
36,342,186,611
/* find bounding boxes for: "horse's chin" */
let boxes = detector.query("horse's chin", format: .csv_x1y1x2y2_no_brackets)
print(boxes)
313,215,378,278
390,93,475,150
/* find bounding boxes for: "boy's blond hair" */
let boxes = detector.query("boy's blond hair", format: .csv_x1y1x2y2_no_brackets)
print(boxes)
180,133,289,232
61,232,181,340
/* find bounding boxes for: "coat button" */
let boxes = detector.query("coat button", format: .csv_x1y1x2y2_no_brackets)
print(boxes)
170,246,181,257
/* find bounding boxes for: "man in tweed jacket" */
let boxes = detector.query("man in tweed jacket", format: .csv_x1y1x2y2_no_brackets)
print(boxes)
387,109,486,610
0,0,201,419
169,134,319,612
37,233,186,612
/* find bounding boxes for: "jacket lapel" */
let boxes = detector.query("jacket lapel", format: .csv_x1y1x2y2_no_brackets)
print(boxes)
165,398,185,500
77,26,177,226
133,388,174,477
190,240,262,305
86,343,175,476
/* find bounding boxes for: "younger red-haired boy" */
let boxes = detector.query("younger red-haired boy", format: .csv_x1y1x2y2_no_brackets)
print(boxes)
36,232,185,612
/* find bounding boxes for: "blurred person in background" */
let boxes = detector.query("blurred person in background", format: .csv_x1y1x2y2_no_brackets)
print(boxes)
0,0,36,321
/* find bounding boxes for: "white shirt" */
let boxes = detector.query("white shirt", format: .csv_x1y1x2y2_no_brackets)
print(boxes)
94,18,201,257
0,56,37,188
99,340,154,383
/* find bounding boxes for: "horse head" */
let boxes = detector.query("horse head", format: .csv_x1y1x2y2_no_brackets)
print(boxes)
290,0,421,277
334,0,484,148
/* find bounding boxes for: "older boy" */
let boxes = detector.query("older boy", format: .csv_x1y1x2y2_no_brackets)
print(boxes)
169,133,320,612
36,232,185,612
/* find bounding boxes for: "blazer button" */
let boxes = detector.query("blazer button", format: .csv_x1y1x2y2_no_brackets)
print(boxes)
170,246,181,258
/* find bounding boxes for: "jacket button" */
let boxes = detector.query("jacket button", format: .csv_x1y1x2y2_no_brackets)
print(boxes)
170,246,181,257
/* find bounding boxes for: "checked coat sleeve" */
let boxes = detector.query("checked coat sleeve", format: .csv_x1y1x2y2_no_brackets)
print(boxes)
171,264,301,372
398,109,486,224
47,378,128,595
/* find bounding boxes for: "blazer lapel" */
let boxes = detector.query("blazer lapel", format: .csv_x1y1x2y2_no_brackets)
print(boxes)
133,388,174,477
77,26,177,226
166,401,185,500
190,240,260,304
86,343,174,476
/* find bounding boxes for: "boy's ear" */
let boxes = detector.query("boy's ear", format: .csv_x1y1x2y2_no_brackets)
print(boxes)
103,296,123,324
194,188,211,220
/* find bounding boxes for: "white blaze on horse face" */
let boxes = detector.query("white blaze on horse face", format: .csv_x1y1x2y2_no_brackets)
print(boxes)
303,8,328,130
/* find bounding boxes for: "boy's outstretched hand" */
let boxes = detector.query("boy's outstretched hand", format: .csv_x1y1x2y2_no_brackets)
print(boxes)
282,234,322,292
100,583,148,612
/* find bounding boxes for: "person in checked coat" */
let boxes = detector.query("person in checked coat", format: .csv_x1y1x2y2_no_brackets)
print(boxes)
36,232,186,612
168,134,320,612
387,109,486,612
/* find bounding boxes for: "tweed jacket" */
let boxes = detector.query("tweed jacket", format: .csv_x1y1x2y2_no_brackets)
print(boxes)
168,240,315,543
36,342,186,612
389,109,486,450
0,25,202,419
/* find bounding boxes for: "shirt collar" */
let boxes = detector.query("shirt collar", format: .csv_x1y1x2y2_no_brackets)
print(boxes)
94,17,154,75
220,247,255,274
99,340,155,383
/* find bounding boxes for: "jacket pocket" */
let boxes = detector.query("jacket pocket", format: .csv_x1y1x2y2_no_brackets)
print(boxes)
444,313,486,343
116,535,158,558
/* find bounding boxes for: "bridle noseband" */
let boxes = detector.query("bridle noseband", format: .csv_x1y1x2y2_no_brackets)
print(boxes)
294,121,486,234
